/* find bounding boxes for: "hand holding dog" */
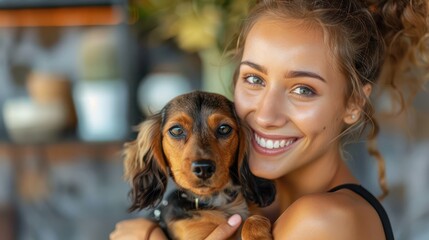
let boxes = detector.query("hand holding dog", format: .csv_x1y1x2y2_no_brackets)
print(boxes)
110,214,242,240
205,214,242,240
109,218,167,240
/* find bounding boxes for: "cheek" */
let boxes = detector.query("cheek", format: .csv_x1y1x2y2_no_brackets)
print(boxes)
223,136,239,164
291,101,345,136
162,138,184,170
234,83,256,120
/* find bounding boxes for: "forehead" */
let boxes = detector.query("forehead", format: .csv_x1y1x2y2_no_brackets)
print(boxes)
247,17,326,48
243,17,341,79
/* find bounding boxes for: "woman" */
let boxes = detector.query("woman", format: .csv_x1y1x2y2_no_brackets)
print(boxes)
111,0,428,239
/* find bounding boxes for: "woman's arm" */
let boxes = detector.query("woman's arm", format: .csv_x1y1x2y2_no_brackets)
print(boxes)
109,214,242,240
272,193,384,240
110,218,167,240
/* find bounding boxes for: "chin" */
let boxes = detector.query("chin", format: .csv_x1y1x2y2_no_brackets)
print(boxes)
248,155,279,180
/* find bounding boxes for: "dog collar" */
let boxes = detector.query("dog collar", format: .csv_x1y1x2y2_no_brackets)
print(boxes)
185,188,240,210
179,192,210,210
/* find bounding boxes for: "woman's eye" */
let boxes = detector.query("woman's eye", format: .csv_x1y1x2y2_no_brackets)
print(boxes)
168,126,185,138
217,124,232,137
291,86,316,96
244,74,265,86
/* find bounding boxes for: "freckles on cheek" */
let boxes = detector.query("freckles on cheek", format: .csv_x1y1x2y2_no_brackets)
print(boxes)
317,115,343,136
293,107,335,136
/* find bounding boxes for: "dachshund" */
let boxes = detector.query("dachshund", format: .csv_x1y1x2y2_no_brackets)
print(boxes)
123,91,276,240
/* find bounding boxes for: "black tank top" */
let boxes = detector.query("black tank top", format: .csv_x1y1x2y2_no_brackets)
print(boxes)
328,183,394,240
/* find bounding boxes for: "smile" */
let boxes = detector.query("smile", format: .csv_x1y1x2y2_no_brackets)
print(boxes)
252,131,299,155
254,133,296,149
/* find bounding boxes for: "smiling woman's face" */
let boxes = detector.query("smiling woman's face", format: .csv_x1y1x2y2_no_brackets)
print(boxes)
234,17,350,180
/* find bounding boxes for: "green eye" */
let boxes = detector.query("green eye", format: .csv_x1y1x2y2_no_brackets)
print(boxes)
168,126,185,138
291,86,316,96
244,74,265,86
217,124,232,137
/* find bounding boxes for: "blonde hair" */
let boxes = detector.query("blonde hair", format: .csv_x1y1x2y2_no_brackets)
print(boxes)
232,0,429,199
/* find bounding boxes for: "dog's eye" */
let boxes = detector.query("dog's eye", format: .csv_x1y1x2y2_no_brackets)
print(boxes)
217,124,232,137
168,126,185,138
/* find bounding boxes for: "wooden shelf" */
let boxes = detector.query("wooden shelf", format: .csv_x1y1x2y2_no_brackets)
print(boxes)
0,5,125,27
0,0,122,9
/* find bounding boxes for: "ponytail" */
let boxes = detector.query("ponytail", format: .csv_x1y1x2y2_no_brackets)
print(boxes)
366,0,428,200
372,0,429,112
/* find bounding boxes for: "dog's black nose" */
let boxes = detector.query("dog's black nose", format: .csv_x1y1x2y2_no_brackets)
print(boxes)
192,160,216,180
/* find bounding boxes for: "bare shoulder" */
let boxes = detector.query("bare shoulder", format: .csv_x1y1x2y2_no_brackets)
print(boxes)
272,190,385,240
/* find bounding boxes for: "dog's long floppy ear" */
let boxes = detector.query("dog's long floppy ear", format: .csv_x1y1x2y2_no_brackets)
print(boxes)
124,112,168,212
237,122,276,208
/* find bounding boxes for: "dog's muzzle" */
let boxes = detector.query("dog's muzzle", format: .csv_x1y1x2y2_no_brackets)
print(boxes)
191,160,216,180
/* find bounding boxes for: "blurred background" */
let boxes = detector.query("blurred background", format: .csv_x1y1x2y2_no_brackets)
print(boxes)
0,0,427,239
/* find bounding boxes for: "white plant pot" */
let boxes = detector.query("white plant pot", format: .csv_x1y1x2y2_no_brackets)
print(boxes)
73,80,128,142
137,72,192,116
2,98,67,143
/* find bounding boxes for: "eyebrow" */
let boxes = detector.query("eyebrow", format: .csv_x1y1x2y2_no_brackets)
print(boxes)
287,70,326,83
240,61,268,74
240,60,326,83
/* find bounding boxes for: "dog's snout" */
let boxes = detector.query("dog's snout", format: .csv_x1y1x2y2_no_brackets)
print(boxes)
192,160,216,180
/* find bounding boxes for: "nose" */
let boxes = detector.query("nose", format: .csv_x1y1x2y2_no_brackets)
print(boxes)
255,88,288,128
191,160,216,180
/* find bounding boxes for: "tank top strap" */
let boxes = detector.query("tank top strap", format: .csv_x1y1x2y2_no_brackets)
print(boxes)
328,183,394,240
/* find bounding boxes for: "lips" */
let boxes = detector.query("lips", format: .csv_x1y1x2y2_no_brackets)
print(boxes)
252,131,299,155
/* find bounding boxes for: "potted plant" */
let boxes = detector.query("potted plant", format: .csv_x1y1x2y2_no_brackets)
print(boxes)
73,28,128,142
130,0,254,98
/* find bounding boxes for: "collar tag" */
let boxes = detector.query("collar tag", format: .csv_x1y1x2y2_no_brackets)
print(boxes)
195,198,199,210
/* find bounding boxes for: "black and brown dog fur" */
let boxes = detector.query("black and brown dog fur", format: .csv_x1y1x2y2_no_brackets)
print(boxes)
124,91,276,240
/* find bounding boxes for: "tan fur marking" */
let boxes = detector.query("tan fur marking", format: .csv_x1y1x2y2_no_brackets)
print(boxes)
242,215,273,240
169,211,236,240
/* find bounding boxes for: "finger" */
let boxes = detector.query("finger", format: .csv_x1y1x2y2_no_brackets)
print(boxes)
115,218,154,230
110,228,160,240
109,230,118,240
111,218,165,240
109,230,135,240
110,228,141,240
205,214,242,240
150,227,168,240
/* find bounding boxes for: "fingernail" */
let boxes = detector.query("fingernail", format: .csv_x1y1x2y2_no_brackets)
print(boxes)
227,214,241,226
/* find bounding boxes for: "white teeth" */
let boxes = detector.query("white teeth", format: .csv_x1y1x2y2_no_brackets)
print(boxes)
274,141,280,148
260,138,266,147
266,140,273,149
254,133,295,149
